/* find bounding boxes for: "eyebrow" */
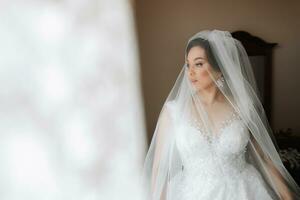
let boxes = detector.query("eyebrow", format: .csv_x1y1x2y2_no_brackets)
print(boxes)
186,57,206,63
194,57,205,61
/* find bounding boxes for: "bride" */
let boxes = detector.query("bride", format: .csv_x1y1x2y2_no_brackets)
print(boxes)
142,30,300,200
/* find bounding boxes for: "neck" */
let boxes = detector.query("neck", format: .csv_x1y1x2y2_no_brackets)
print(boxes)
197,84,223,107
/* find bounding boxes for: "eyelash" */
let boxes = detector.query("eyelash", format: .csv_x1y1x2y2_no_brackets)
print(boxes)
186,63,203,68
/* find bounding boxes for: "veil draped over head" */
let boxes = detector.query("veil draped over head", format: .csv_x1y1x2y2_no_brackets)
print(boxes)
142,30,300,200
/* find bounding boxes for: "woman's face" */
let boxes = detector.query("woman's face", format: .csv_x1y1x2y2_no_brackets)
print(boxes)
186,46,220,91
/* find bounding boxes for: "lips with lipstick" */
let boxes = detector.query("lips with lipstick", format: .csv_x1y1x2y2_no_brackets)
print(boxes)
191,80,198,83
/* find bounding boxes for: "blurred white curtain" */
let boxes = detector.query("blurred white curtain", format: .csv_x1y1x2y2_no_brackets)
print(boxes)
0,1,146,200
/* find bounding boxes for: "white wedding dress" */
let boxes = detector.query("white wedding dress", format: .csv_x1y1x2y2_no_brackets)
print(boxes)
167,102,275,200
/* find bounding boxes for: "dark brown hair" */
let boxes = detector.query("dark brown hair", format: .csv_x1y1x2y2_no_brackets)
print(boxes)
185,38,220,72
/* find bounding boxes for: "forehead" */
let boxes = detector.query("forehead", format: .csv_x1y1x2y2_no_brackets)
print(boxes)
186,46,207,61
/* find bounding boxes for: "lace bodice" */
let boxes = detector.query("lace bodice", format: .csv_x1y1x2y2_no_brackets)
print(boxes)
164,102,274,200
170,103,250,179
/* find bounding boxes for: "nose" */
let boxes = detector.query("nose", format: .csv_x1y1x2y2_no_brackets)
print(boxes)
188,65,195,77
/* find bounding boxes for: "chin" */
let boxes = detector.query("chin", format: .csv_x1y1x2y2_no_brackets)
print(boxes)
194,85,205,92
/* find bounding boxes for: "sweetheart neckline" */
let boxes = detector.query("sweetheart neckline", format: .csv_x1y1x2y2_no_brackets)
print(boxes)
187,111,243,144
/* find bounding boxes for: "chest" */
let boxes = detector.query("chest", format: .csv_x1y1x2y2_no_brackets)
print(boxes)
175,118,250,159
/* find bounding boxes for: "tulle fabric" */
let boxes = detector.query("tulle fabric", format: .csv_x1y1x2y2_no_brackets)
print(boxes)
141,30,300,200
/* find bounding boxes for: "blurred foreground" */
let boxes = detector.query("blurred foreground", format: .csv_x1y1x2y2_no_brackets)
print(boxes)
0,1,146,199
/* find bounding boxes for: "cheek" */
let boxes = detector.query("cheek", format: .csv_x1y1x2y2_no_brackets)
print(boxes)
196,69,214,87
200,69,209,77
196,69,210,80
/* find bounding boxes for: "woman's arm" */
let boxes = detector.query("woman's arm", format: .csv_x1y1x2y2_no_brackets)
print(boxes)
150,104,174,200
250,134,294,200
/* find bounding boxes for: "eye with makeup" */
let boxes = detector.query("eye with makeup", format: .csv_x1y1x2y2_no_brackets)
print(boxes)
195,62,204,67
186,62,203,68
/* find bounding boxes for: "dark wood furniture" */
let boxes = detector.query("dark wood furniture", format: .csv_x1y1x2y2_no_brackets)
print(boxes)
231,30,277,127
231,30,300,185
276,132,300,185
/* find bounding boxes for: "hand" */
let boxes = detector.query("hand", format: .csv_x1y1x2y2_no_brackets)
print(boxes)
280,189,293,200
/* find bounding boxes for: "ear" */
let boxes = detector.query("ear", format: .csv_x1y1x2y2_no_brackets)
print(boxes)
213,70,222,80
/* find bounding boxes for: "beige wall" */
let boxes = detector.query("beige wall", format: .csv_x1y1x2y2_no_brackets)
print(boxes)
134,0,300,141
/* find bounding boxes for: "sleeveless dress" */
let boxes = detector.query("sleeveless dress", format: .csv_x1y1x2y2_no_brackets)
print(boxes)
167,102,275,200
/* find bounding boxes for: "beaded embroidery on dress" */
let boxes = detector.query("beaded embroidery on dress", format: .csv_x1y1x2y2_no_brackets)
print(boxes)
167,101,274,200
142,30,300,200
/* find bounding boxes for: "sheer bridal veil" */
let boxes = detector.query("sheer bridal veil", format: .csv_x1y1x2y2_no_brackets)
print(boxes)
141,30,300,200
